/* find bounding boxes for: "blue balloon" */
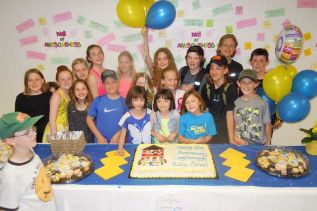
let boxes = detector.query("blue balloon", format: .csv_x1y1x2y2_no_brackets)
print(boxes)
257,87,276,116
292,69,317,99
146,1,176,30
277,92,310,123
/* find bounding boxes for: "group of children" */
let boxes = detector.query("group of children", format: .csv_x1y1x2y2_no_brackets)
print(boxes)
11,33,277,149
0,31,280,210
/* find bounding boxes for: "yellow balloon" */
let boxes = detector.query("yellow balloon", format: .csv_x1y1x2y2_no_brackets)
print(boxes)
274,64,286,72
139,0,155,15
116,0,145,28
286,64,298,79
274,64,298,80
263,66,292,102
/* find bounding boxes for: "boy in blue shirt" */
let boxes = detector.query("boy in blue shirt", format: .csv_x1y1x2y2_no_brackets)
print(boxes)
87,71,128,143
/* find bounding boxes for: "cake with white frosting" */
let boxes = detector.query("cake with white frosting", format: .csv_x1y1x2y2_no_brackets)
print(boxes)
130,144,217,178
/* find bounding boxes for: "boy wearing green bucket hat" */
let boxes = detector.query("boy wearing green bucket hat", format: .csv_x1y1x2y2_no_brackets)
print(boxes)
0,112,56,211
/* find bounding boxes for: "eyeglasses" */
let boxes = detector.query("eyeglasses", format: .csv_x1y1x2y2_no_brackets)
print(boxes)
13,126,37,138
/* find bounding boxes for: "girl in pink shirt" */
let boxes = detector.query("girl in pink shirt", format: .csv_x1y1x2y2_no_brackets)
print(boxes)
117,51,137,97
86,44,112,98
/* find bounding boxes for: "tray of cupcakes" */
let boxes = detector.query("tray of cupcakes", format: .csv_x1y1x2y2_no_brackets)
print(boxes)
44,153,93,184
256,147,310,178
44,131,94,184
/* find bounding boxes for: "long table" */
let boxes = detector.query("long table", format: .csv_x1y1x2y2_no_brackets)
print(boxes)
34,144,317,211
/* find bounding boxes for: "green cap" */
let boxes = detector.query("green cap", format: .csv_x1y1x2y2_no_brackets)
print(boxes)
238,69,257,81
0,112,42,139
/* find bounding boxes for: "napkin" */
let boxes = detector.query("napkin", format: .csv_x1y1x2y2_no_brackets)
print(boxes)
222,157,250,168
224,167,254,183
95,165,124,180
219,148,246,159
100,156,128,166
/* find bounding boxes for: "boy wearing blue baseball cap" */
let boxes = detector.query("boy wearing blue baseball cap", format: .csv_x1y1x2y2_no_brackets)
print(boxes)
0,112,56,211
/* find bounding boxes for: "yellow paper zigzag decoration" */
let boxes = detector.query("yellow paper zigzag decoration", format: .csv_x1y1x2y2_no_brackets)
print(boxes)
220,148,254,183
95,149,130,180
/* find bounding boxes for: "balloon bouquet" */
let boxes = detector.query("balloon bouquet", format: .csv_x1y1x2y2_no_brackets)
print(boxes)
116,0,176,29
262,24,317,123
116,0,176,95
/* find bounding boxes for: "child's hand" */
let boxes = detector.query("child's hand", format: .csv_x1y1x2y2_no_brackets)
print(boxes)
167,133,177,142
265,140,271,146
181,84,194,92
195,137,208,144
195,137,204,144
116,147,125,156
156,133,168,143
273,120,282,130
233,137,248,146
110,139,118,144
140,28,148,36
97,135,107,144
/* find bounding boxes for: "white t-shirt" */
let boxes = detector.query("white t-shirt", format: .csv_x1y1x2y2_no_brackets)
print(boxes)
0,153,57,211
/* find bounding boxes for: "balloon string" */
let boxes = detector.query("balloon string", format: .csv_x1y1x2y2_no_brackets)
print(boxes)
275,110,282,127
276,114,282,123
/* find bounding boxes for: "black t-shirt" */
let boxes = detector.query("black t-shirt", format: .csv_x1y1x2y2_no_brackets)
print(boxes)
15,91,52,142
179,66,207,92
227,60,243,83
201,82,238,144
201,83,238,118
67,101,94,143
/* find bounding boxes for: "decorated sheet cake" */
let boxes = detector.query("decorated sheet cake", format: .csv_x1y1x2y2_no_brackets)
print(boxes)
130,144,217,178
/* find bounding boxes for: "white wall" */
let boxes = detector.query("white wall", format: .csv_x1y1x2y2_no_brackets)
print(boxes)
0,0,316,145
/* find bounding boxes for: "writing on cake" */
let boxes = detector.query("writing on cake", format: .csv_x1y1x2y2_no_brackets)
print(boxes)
131,144,217,178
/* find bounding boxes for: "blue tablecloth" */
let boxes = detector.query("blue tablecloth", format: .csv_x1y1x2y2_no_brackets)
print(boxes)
34,144,317,187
